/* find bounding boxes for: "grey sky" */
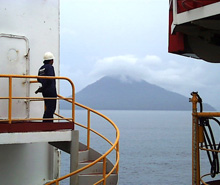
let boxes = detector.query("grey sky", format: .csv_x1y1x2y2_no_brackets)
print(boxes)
60,0,220,109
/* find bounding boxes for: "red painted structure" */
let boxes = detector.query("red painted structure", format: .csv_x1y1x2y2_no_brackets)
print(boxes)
176,0,220,13
169,0,220,62
0,122,74,133
168,9,185,54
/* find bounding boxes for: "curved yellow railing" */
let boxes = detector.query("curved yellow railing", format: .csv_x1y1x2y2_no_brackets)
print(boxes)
47,95,120,185
0,74,120,185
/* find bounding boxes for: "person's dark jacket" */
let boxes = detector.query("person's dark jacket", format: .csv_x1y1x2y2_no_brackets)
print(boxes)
37,63,57,97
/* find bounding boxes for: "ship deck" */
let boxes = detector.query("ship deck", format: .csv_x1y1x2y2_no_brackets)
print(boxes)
0,121,75,144
0,121,74,133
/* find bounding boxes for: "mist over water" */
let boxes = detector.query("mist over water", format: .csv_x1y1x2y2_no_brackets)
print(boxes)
60,110,213,185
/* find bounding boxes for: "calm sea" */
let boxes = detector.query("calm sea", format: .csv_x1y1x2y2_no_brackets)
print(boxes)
60,110,213,185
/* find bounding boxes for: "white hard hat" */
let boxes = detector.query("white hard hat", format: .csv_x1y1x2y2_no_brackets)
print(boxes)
43,52,55,60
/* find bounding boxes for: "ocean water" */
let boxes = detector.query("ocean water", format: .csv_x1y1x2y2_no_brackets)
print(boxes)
60,110,214,185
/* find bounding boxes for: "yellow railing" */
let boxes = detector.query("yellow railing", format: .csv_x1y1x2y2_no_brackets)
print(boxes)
190,92,220,185
48,95,120,185
0,74,120,185
0,74,75,123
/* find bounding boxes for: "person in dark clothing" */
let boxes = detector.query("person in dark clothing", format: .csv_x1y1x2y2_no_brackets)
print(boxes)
37,52,57,122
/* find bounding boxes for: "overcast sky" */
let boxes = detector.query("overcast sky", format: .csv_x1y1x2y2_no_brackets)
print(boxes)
60,0,220,109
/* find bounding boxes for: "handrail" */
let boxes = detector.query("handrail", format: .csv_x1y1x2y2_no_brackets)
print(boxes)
200,173,211,185
0,74,75,123
0,74,120,185
47,99,120,185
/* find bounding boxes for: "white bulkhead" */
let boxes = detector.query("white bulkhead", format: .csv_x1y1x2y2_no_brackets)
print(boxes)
0,0,61,184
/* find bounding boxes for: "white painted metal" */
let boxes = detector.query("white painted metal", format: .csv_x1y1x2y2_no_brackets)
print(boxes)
171,0,220,33
0,34,29,119
0,0,60,119
0,130,72,145
70,130,79,185
171,0,177,34
79,150,90,163
77,143,118,185
0,1,61,184
0,143,57,185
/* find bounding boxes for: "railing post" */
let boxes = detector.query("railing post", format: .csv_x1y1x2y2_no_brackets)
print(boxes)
72,92,75,123
116,141,119,174
103,156,106,185
8,77,12,124
190,92,200,185
87,110,90,150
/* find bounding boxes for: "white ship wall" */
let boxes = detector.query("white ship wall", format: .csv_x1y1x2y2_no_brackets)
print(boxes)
0,1,61,184
0,0,60,119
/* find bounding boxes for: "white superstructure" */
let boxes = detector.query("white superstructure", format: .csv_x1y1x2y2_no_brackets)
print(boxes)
0,1,60,184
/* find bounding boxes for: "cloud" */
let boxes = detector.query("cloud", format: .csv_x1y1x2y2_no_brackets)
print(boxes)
60,53,220,109
89,55,175,82
88,55,220,99
89,55,159,80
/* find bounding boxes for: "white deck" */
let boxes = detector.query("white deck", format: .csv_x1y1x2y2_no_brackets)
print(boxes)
0,130,72,145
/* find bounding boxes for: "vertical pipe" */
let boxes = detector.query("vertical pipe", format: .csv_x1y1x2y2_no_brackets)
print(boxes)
103,157,106,185
87,110,90,150
8,77,12,124
191,92,200,185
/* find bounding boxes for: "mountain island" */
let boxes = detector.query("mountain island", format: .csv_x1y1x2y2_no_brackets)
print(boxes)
60,76,215,111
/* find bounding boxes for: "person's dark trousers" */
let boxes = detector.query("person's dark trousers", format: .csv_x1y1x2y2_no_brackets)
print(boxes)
43,98,56,122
